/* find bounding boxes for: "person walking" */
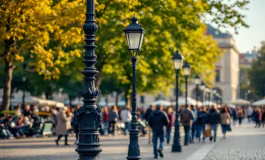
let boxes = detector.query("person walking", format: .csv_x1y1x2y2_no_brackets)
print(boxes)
120,106,132,135
108,105,119,136
180,105,194,146
166,107,174,144
237,107,244,126
190,105,198,143
197,107,208,142
247,106,253,122
73,105,80,144
148,104,169,159
145,105,154,144
208,105,220,142
55,107,72,146
232,108,237,126
220,107,231,139
255,108,262,128
102,106,109,135
262,108,265,128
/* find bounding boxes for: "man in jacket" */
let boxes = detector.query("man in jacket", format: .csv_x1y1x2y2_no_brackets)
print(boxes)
180,105,194,146
208,105,220,142
197,107,208,142
148,104,169,159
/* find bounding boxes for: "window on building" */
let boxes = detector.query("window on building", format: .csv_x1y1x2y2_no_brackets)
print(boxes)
215,69,220,82
140,96,145,104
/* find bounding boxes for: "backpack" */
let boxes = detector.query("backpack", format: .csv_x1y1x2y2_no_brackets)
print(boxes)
237,111,243,118
181,111,190,124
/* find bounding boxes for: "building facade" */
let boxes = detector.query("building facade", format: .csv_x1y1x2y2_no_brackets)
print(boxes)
188,25,240,102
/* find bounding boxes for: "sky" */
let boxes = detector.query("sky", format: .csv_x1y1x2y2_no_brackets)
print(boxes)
226,0,265,53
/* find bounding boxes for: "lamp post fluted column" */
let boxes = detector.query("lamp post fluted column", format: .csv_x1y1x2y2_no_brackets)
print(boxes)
172,50,184,152
183,62,190,108
172,70,181,152
123,15,145,160
22,77,26,108
185,77,188,107
208,89,211,107
194,74,200,109
75,0,102,159
127,56,141,160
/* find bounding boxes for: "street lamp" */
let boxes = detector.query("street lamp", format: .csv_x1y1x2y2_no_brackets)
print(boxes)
194,74,201,109
22,76,26,108
75,0,102,159
183,62,191,108
212,89,216,103
124,15,145,160
204,87,210,107
200,81,205,102
172,50,184,152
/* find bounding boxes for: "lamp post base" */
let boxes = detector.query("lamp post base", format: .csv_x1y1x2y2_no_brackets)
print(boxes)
172,145,182,152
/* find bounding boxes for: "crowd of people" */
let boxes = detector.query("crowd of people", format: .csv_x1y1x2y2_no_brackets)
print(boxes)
146,104,265,159
1,103,265,157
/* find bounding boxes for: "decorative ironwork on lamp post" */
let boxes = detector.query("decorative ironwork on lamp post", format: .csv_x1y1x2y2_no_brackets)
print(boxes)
194,74,201,109
22,76,26,108
200,81,205,102
124,15,145,160
172,50,184,152
75,0,102,159
183,62,191,108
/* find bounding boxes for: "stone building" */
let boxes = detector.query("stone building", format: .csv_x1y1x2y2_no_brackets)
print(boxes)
188,25,240,102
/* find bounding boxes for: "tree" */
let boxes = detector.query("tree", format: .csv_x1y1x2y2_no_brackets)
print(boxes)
249,42,265,99
0,0,83,110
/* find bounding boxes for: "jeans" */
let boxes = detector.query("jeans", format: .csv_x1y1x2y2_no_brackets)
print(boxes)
153,131,164,157
103,122,108,135
74,126,79,141
210,124,218,140
256,120,261,127
238,118,242,125
183,125,190,145
57,135,68,144
124,122,130,135
191,122,199,142
108,121,116,135
148,126,152,143
247,115,252,122
166,126,172,144
197,124,206,141
221,124,229,135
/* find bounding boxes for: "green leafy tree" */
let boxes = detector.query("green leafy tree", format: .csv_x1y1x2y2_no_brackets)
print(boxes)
249,42,265,99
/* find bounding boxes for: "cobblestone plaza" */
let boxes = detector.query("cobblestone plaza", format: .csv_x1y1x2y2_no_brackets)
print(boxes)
0,122,264,160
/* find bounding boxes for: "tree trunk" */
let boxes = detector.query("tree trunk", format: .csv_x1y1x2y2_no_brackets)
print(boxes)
95,72,101,90
1,60,14,111
69,96,73,107
115,92,119,106
124,90,131,108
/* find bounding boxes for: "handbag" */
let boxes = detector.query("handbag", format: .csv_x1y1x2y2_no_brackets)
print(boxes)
227,125,232,132
205,127,211,137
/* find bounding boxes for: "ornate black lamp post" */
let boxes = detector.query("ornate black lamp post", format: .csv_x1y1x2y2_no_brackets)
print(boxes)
172,50,184,152
200,81,205,102
207,88,212,107
124,15,145,160
22,76,26,108
183,62,191,108
194,74,201,109
212,90,217,104
75,0,102,159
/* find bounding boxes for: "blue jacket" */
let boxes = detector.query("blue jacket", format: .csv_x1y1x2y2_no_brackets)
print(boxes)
208,109,220,125
197,111,208,125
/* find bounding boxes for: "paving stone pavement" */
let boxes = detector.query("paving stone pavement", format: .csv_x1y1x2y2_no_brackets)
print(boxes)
203,123,265,160
0,121,264,160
